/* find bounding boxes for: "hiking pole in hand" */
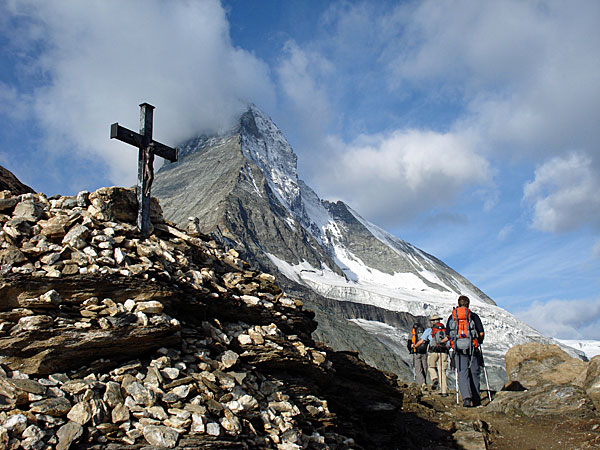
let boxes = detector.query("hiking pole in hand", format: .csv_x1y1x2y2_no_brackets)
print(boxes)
448,350,460,405
480,343,492,401
455,367,459,405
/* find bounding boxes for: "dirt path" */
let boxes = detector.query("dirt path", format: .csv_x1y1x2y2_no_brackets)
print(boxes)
401,385,600,450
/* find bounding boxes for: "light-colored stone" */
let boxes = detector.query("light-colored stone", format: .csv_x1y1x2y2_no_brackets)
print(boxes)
125,382,155,407
62,225,90,249
142,425,179,448
40,289,62,305
111,403,130,423
13,201,44,222
191,413,205,433
56,421,83,450
220,350,239,369
241,295,260,306
237,333,252,345
160,367,179,380
13,315,53,332
248,329,264,345
134,300,164,314
170,384,191,399
3,414,28,435
67,401,92,425
206,422,221,436
148,406,168,420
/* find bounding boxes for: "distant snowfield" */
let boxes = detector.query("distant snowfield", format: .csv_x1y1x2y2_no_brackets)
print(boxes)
557,339,600,360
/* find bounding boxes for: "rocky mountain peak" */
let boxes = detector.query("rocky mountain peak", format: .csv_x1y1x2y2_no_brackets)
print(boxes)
239,105,302,216
153,104,589,390
0,166,35,196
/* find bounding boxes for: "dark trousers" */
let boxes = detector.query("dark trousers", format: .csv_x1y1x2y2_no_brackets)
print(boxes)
412,353,427,385
455,350,482,403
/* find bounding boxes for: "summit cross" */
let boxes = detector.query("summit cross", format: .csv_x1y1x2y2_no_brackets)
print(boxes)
110,103,178,236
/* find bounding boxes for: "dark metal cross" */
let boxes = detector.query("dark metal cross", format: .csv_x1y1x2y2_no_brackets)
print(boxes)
110,103,178,235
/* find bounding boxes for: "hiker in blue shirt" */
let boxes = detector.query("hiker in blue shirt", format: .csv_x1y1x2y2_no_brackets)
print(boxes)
407,323,428,387
412,314,449,396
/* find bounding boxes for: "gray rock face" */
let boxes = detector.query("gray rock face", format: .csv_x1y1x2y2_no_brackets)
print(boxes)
0,166,35,195
488,384,597,418
153,105,566,390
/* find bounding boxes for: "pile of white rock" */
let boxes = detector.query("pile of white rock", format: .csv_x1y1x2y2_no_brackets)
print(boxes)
0,187,355,449
0,317,344,449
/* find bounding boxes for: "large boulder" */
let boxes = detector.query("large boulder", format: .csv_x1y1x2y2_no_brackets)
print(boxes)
491,343,599,419
87,187,163,225
505,342,587,388
584,355,600,409
487,383,596,418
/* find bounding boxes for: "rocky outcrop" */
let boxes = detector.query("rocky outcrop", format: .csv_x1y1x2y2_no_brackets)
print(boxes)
0,166,35,196
504,342,588,388
486,343,599,418
0,186,462,449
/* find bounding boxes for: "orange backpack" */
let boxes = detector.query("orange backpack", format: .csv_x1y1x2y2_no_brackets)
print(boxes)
449,307,478,352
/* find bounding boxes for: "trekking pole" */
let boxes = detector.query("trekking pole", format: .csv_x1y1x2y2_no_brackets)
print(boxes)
438,353,443,394
455,366,459,405
480,344,492,401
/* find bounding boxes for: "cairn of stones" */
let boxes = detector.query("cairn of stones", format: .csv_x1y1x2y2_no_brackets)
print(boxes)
0,187,357,449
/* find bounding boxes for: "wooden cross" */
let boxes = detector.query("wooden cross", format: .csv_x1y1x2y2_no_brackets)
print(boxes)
110,103,178,235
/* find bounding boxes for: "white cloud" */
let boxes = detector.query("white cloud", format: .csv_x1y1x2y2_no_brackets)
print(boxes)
315,129,491,226
523,153,600,233
272,1,600,233
0,82,30,121
594,240,600,258
2,0,274,187
276,41,333,146
497,224,513,241
516,298,600,340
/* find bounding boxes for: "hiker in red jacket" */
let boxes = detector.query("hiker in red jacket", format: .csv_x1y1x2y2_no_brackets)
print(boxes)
446,295,485,407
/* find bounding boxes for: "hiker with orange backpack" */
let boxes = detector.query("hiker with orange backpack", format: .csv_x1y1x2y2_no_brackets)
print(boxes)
412,314,449,396
446,295,485,407
406,323,428,387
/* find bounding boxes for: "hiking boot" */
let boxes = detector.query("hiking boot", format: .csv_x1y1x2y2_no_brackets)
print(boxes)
463,398,472,407
431,379,439,390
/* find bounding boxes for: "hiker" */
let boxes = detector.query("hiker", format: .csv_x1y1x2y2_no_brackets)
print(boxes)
412,314,449,396
446,295,485,407
406,323,428,387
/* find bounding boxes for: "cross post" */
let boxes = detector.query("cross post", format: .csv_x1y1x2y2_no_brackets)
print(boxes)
110,103,178,235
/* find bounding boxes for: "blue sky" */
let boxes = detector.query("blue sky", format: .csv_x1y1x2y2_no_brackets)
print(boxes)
1,0,599,339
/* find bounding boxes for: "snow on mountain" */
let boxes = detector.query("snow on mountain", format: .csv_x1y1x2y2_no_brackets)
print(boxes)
155,105,585,387
240,107,588,377
557,340,600,360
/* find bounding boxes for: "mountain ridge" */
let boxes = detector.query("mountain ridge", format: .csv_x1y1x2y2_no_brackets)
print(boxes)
153,105,584,387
